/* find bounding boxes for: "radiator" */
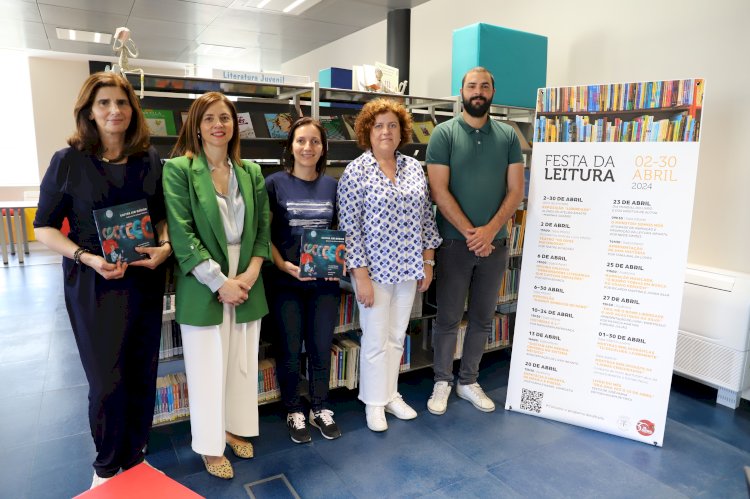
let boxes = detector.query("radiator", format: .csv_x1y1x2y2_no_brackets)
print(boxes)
674,264,750,408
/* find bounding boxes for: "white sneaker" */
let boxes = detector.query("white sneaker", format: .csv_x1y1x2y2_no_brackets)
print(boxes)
384,394,417,420
365,405,388,432
456,382,495,412
427,381,452,415
90,472,113,489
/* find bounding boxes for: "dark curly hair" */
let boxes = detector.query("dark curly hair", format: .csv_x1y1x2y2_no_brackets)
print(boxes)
353,98,412,150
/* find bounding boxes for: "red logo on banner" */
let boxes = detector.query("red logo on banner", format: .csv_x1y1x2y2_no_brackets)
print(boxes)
636,419,655,436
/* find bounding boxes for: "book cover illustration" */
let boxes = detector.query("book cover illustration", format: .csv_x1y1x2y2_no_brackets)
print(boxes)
341,114,357,139
411,120,435,143
92,199,155,263
265,112,294,139
320,115,348,140
237,111,256,139
143,109,177,136
299,228,346,278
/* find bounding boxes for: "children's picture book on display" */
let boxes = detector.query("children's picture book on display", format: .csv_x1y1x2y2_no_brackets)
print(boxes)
411,120,435,143
237,112,256,139
341,114,357,139
264,112,294,139
352,62,401,93
319,116,348,140
92,199,155,263
299,228,346,278
143,109,177,136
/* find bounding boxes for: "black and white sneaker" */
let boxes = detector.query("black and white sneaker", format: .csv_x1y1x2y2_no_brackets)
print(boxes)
309,409,342,440
287,412,312,443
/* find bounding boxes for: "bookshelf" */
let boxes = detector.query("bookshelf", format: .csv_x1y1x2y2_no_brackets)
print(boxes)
533,79,704,143
137,72,534,425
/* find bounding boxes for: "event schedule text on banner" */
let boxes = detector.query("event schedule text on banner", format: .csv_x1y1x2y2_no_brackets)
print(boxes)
505,78,704,446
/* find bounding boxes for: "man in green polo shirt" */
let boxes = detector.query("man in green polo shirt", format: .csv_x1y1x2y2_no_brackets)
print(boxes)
425,67,525,415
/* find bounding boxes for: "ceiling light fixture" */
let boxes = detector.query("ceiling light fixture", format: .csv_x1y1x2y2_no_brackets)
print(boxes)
282,0,307,13
234,0,321,16
56,27,112,44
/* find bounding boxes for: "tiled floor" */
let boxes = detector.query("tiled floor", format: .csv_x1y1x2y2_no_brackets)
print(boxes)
2,258,750,498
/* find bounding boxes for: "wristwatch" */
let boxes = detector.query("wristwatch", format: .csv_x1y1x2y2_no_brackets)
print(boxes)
423,259,436,266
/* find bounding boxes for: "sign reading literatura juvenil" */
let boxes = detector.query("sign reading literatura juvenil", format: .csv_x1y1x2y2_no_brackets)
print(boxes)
505,78,705,446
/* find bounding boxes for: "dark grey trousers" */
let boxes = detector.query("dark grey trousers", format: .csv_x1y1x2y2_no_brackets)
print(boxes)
432,238,509,385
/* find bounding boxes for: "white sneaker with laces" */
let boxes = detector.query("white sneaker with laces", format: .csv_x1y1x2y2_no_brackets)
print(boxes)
365,405,388,432
90,472,113,489
384,393,417,420
456,382,495,412
427,381,452,415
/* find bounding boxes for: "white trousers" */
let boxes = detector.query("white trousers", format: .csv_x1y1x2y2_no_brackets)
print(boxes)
354,279,417,406
180,245,260,456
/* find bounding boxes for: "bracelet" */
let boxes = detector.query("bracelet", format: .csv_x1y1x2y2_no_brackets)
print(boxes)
73,247,90,265
158,240,173,255
423,259,436,267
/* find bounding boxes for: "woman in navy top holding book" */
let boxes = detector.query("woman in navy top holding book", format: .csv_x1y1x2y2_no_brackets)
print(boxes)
264,117,342,443
33,72,172,490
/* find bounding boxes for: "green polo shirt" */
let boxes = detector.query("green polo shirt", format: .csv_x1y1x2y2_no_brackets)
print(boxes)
426,114,523,240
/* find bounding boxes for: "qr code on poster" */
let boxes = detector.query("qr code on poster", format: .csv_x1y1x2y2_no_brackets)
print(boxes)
520,388,544,413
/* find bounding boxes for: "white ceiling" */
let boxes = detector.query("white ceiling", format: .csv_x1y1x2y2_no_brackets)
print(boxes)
0,0,430,71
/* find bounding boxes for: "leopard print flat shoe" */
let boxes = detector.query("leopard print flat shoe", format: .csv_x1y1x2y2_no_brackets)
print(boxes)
201,455,234,479
227,439,254,459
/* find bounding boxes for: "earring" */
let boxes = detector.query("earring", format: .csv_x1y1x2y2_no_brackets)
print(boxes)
197,131,202,139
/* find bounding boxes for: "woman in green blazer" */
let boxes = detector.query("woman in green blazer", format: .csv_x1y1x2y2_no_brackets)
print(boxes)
163,92,270,480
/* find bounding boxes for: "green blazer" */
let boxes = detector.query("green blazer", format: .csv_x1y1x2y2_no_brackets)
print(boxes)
163,153,271,326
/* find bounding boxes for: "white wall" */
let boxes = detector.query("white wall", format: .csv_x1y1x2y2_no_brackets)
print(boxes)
282,0,750,274
14,55,186,201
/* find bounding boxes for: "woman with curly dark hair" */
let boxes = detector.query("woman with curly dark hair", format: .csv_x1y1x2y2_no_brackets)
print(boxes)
337,99,441,432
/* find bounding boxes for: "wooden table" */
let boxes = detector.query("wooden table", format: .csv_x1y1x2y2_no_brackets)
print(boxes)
0,200,37,264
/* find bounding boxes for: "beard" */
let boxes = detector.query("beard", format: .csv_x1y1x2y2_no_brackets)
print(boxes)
462,95,492,118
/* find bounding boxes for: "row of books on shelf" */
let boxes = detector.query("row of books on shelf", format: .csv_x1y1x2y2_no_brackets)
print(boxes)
159,320,183,360
143,108,437,144
258,358,281,403
154,314,510,422
537,78,704,114
507,209,527,257
534,110,701,143
498,268,521,304
153,359,281,424
153,373,189,425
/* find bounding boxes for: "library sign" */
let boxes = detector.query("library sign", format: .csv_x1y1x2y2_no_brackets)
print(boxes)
505,78,704,446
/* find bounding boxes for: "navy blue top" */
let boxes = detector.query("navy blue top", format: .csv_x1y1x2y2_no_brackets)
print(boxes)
265,171,338,265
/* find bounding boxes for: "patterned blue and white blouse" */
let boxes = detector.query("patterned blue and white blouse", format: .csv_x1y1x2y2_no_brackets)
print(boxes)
337,150,442,284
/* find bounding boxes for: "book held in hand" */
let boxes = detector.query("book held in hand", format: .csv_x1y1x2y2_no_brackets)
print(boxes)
299,228,346,278
93,199,155,263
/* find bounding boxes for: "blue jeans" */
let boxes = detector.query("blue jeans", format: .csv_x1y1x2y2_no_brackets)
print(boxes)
432,239,509,385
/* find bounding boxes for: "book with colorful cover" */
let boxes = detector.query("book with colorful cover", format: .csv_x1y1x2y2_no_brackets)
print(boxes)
299,228,346,278
320,115,348,140
341,114,357,139
143,109,177,136
264,112,294,139
411,120,435,143
92,199,155,263
237,111,256,139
